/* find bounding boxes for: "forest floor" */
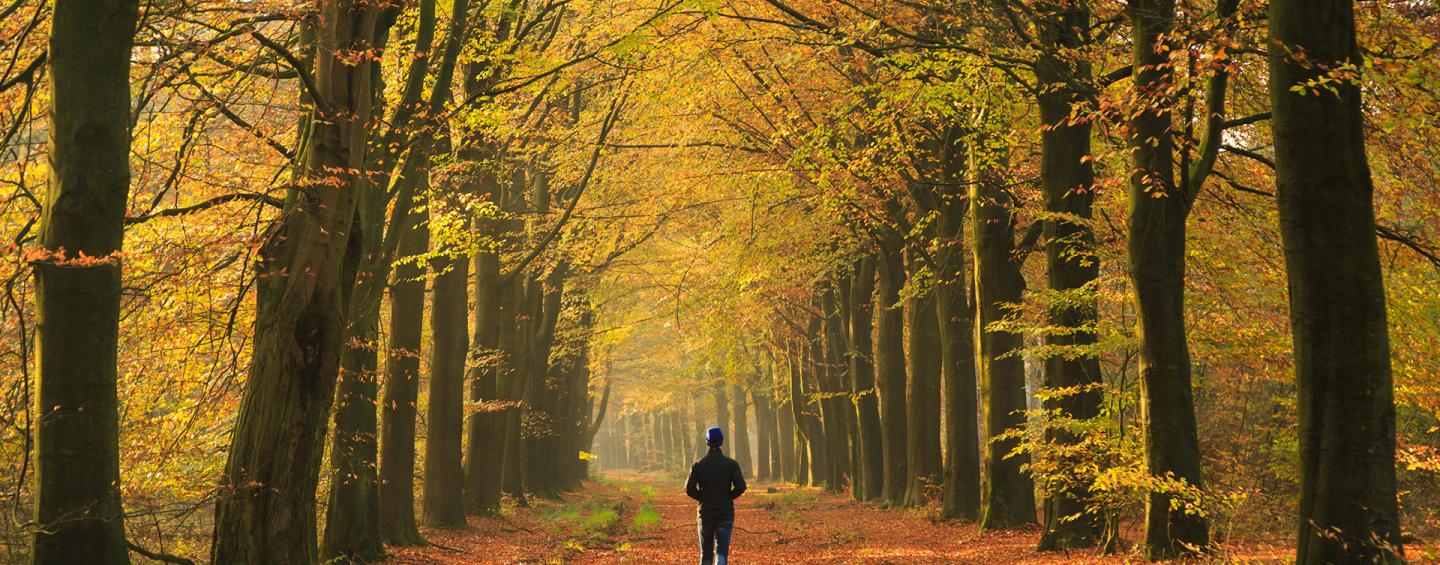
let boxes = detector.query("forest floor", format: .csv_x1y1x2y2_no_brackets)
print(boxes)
379,470,1301,564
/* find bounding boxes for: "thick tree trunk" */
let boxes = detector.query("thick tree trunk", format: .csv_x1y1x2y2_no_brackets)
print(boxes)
368,0,466,542
323,306,383,561
751,391,770,480
32,0,140,562
463,157,505,514
211,5,380,563
904,250,943,507
1126,1,1209,556
379,200,428,544
522,263,566,498
848,257,885,501
499,274,528,505
732,383,753,476
775,359,797,482
875,234,909,505
819,291,852,493
972,145,1037,531
934,128,980,521
791,339,829,486
1034,5,1104,551
424,242,469,527
1269,3,1402,562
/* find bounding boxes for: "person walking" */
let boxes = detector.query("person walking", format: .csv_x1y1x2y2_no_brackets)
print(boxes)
685,427,747,565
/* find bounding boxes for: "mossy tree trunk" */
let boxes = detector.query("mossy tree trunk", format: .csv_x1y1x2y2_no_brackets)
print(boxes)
732,383,753,475
874,230,909,505
378,197,428,545
791,336,829,486
1125,0,1224,556
1034,4,1104,551
904,248,943,508
211,4,380,562
774,358,797,482
32,0,140,562
847,256,885,501
424,201,469,527
972,139,1037,531
1268,2,1402,562
933,126,980,521
819,288,852,493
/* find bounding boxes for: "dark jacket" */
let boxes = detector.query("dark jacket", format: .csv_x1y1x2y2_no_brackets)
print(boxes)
685,447,746,522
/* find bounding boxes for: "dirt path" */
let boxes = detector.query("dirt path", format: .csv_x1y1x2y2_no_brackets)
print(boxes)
380,471,1289,564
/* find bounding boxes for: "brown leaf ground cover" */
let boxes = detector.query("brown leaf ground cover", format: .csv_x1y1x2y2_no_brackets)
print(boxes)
381,471,1299,564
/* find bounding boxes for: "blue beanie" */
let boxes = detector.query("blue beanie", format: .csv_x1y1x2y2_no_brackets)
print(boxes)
705,427,724,446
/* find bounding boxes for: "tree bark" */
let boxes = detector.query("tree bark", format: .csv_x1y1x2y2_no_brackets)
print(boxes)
211,4,380,562
904,249,943,507
463,152,505,513
1269,2,1403,562
875,232,910,505
933,126,980,521
1126,0,1208,556
791,338,829,486
1034,4,1104,551
32,0,140,562
819,290,852,493
323,304,383,561
774,359,797,483
732,383,753,476
424,229,469,527
972,142,1037,530
378,197,428,544
748,392,771,478
847,256,885,501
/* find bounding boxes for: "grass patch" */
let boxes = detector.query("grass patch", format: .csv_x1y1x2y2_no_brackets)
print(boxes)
759,488,821,523
542,497,628,550
629,504,662,532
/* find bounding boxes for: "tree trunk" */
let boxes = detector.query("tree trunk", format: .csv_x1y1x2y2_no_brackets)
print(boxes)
613,415,624,466
752,390,772,481
972,142,1037,530
775,359,797,482
848,256,885,501
904,249,943,507
1034,5,1104,550
424,235,469,527
211,5,380,562
463,156,505,513
32,0,140,561
522,262,566,498
732,383,753,476
875,233,909,505
934,127,980,521
1269,2,1402,562
791,339,829,486
1126,1,1208,556
819,291,852,493
498,274,528,505
323,305,383,561
379,198,428,544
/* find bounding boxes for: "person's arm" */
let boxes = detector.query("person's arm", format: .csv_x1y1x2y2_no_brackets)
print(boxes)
729,460,747,499
686,463,702,501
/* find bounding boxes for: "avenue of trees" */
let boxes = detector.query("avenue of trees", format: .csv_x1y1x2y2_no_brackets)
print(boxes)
0,0,1437,564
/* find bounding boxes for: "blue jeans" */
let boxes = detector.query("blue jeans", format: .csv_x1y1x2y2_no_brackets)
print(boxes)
698,518,733,565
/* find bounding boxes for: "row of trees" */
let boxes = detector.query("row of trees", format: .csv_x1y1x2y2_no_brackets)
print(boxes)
3,0,1435,564
582,1,1426,564
18,0,656,563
